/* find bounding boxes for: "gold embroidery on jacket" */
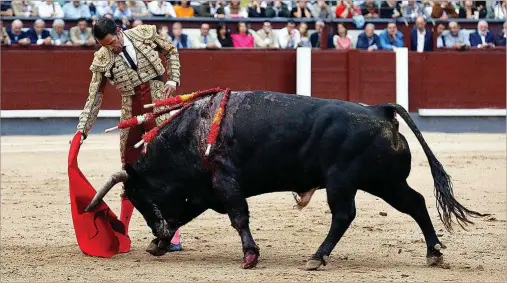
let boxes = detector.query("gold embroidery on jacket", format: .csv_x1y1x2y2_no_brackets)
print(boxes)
120,95,133,166
77,72,104,135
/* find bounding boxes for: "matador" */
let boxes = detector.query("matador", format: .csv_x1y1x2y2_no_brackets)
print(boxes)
76,18,182,252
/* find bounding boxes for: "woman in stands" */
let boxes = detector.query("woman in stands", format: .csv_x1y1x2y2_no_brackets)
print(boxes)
333,23,352,50
298,22,312,47
174,0,194,18
216,23,234,48
231,21,254,48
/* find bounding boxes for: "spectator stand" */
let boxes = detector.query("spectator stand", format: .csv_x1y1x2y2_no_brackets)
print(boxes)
2,16,506,50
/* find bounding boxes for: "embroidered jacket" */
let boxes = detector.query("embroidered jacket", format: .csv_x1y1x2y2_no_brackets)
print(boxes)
77,24,181,137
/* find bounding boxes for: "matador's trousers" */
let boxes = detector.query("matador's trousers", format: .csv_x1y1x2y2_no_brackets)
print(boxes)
118,79,181,245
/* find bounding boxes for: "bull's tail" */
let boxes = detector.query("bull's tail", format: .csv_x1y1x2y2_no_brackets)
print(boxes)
380,103,489,232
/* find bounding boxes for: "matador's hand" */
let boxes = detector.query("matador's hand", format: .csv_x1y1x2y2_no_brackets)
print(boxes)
164,84,176,97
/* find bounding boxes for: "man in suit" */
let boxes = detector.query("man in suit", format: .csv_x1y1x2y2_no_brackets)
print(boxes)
169,22,191,48
470,20,496,48
356,23,381,51
49,19,71,45
496,21,506,46
191,22,218,49
26,19,52,45
410,15,433,52
76,18,182,252
7,19,30,45
70,17,95,46
309,20,324,48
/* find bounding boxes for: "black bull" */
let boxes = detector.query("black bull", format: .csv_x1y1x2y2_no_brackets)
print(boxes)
86,91,486,270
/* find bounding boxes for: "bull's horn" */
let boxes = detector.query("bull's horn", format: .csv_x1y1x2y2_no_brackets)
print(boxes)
84,170,128,212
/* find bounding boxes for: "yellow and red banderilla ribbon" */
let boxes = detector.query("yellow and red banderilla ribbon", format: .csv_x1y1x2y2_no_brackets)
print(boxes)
103,86,231,157
204,88,231,156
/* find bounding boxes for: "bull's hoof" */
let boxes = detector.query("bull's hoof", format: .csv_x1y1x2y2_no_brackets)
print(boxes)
241,253,259,269
426,254,444,266
426,244,449,268
304,256,329,271
146,238,166,257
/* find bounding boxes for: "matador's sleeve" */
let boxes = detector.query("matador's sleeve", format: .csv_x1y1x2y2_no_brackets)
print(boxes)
153,30,181,85
77,71,107,139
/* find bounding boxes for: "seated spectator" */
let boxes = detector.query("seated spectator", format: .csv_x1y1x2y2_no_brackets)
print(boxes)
169,22,191,48
174,0,195,18
495,0,506,20
248,0,267,17
231,22,254,48
256,21,278,48
132,19,143,28
191,23,218,49
380,0,401,18
7,20,29,45
63,0,91,19
216,23,233,48
104,12,114,19
265,0,290,18
310,0,331,18
356,23,381,51
436,23,446,36
38,0,64,18
70,18,94,46
1,20,11,45
158,25,171,40
401,0,431,20
309,20,325,48
50,19,71,45
437,21,470,50
114,1,132,18
88,1,114,18
470,20,496,48
1,1,13,16
379,21,404,50
197,1,214,17
496,22,507,46
410,16,433,52
459,0,487,19
12,0,38,17
279,20,301,49
27,19,52,45
212,1,226,18
431,0,458,20
333,23,352,50
361,0,379,18
224,0,248,18
336,0,361,18
292,0,312,18
298,22,312,47
128,0,149,18
148,0,176,17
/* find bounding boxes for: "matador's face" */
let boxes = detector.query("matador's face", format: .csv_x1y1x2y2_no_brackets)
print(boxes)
97,27,125,54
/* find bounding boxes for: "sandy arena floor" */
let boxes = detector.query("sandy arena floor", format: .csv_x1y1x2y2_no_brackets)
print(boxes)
1,126,506,282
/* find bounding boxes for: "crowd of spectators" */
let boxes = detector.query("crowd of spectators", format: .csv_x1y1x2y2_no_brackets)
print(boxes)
1,1,506,50
1,1,506,20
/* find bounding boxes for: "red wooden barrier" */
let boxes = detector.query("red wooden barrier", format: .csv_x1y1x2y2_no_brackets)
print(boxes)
311,50,396,105
408,51,506,111
1,46,505,111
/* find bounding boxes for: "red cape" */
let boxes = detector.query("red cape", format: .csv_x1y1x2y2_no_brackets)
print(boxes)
67,132,131,257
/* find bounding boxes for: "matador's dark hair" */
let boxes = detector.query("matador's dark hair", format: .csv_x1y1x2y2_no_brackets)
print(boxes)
93,17,118,40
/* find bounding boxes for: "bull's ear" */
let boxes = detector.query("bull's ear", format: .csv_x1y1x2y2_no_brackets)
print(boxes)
124,163,137,178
